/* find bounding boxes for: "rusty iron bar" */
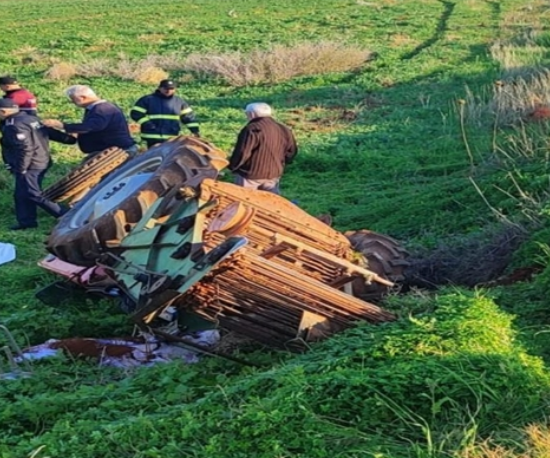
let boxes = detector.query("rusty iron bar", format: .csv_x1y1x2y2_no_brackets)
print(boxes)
212,274,370,325
195,301,301,338
183,286,304,332
271,233,394,287
184,254,394,324
225,255,394,321
203,220,363,286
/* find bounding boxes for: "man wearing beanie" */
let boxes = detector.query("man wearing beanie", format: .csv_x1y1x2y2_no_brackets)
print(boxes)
0,76,37,116
130,79,200,148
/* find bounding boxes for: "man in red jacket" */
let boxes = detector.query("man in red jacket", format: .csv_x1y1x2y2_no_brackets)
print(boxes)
0,76,37,116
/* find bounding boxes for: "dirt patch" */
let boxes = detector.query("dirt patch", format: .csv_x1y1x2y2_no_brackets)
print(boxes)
285,106,361,133
481,266,543,286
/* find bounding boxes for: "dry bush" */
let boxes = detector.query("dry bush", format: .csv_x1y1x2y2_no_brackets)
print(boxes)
461,424,550,458
183,41,374,86
75,58,112,78
43,42,371,86
113,55,169,82
45,53,170,83
140,53,188,71
10,45,50,66
45,62,77,81
134,66,169,84
464,29,550,126
464,70,550,126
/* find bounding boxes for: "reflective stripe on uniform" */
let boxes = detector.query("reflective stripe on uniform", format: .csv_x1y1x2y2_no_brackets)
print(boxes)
180,107,193,115
137,114,180,124
148,114,180,121
131,106,147,113
140,133,180,140
185,122,199,128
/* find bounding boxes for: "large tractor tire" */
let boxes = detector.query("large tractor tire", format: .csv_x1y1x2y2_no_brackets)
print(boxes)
47,137,225,267
344,230,410,301
43,147,130,203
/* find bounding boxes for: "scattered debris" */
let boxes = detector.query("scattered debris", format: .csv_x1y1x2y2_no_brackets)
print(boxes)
18,331,220,369
0,243,16,266
0,325,32,380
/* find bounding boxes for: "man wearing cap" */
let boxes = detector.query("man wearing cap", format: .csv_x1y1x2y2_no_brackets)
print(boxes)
0,76,37,116
43,85,137,158
130,79,200,148
229,102,297,195
0,99,76,230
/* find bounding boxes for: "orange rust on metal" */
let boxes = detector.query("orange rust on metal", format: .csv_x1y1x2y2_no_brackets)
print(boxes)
175,251,395,349
196,180,382,290
114,177,405,349
49,338,136,358
207,202,256,237
270,233,395,287
199,179,351,256
131,178,401,349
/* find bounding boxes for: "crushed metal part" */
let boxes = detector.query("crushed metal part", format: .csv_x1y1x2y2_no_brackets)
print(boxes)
39,136,409,351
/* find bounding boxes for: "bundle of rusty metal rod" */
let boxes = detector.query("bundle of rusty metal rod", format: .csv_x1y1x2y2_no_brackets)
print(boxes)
177,252,395,348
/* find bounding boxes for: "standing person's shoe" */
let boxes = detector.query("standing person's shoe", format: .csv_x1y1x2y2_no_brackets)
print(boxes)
9,223,38,231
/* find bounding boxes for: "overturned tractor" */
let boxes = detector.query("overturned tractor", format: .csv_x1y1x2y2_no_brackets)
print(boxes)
40,137,408,350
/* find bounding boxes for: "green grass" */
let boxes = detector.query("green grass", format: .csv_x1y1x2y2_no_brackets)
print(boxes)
2,0,550,456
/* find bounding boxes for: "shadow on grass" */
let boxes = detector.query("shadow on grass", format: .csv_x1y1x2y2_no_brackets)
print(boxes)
401,0,456,61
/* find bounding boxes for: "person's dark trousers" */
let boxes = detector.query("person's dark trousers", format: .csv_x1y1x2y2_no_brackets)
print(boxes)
14,169,65,227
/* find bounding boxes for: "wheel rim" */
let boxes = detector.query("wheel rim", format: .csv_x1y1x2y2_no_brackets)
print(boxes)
68,156,163,229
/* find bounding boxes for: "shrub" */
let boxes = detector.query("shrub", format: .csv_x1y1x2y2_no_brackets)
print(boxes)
133,66,169,85
44,62,77,81
183,41,375,86
75,58,112,78
43,42,372,86
465,31,550,127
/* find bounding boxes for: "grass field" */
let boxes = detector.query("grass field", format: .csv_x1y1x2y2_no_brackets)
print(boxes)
2,0,550,456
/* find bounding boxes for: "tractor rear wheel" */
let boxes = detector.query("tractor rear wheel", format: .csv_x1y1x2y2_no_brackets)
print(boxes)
47,137,224,266
344,230,409,301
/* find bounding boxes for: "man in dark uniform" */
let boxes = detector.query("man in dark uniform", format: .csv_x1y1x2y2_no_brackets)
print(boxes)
0,76,38,116
0,99,76,230
43,85,137,158
130,79,200,148
229,102,297,195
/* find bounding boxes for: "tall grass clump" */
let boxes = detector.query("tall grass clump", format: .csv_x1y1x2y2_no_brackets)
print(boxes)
180,41,374,86
466,31,550,127
464,71,550,127
43,42,373,86
463,118,550,230
45,62,77,81
44,54,169,83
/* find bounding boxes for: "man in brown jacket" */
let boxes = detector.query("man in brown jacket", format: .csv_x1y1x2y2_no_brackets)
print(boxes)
229,103,297,194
